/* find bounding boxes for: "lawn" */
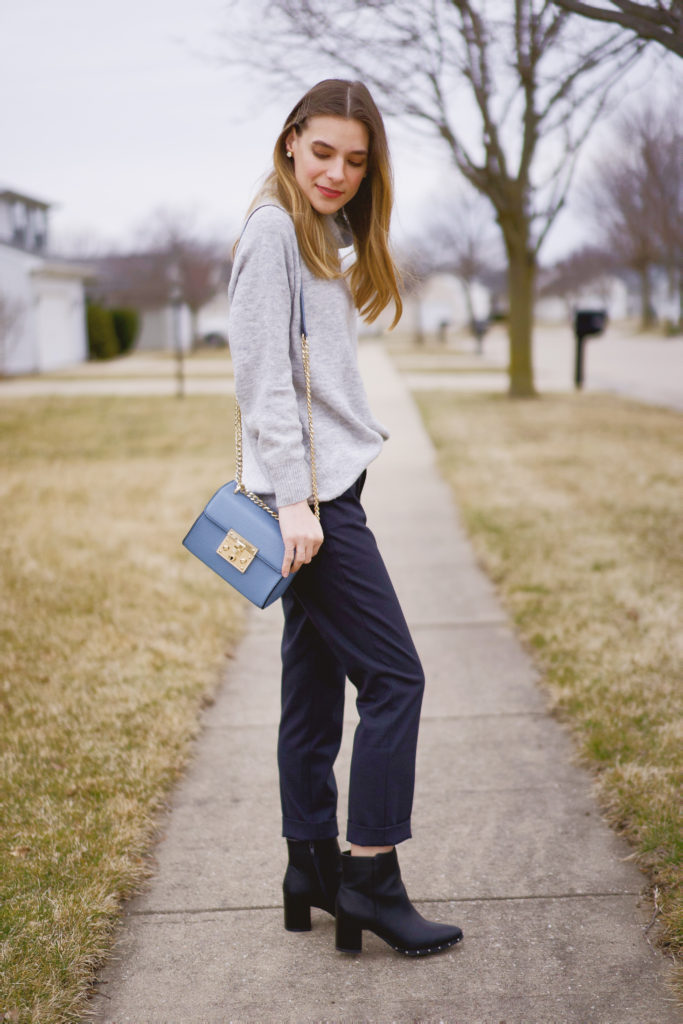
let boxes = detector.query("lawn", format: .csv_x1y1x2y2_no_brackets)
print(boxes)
0,396,246,1023
415,389,682,984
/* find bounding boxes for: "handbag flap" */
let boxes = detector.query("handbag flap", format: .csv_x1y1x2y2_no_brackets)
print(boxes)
202,481,284,573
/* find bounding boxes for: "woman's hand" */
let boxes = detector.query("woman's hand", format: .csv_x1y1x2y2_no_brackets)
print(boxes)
278,501,324,578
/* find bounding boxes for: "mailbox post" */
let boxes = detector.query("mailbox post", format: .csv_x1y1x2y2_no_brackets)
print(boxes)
471,318,488,356
574,309,607,389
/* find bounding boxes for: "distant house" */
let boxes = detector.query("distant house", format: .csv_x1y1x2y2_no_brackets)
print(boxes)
86,244,231,354
535,249,681,327
535,272,630,324
85,251,194,353
0,187,92,375
379,272,490,342
196,290,230,346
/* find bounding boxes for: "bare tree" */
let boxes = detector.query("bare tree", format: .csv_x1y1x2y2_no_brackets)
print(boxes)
639,102,683,324
396,251,431,346
402,184,504,348
219,0,643,395
552,1,683,57
537,244,619,314
133,210,232,344
419,186,503,324
88,211,232,346
580,98,682,326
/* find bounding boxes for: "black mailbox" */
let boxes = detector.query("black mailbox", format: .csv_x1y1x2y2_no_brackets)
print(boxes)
575,309,607,341
573,308,607,388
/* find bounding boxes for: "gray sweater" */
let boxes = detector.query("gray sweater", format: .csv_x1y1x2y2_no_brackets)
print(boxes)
227,203,389,508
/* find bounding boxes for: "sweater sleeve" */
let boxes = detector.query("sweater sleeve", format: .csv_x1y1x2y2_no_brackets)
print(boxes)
228,206,311,507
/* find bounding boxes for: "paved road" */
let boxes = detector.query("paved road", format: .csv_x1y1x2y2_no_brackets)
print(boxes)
2,325,681,411
402,325,683,411
86,344,678,1024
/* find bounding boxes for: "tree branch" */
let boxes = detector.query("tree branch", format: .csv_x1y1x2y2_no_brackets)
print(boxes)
552,0,683,56
458,1,510,181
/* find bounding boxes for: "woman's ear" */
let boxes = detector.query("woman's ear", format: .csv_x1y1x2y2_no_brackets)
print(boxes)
285,130,297,155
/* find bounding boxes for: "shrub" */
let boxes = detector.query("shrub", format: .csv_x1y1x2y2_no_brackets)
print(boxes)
86,303,119,360
111,308,140,354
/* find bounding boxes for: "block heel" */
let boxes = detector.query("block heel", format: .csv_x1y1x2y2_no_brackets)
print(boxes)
335,910,362,953
281,838,341,933
283,891,312,932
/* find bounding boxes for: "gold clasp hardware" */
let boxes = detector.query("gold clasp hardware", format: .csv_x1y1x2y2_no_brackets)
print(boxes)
216,529,258,573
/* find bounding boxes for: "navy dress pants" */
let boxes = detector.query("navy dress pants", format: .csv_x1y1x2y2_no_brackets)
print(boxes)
277,472,425,846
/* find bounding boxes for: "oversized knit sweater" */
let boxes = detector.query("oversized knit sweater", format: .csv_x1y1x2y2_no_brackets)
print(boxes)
227,203,389,509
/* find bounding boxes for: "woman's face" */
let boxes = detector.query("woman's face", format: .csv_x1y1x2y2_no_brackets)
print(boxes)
286,115,369,215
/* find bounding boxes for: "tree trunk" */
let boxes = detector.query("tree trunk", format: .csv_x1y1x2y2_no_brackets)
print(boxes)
413,296,425,346
461,279,474,324
639,264,655,329
505,242,537,397
190,308,200,348
461,279,483,355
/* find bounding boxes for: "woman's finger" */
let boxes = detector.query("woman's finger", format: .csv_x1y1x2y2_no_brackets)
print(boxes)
282,544,296,578
285,539,315,576
291,546,304,573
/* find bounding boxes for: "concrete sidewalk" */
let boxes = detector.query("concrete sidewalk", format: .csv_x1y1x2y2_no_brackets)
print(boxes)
89,344,678,1024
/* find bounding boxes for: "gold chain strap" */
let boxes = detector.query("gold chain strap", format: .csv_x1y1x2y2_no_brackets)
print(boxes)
234,328,320,521
300,328,319,519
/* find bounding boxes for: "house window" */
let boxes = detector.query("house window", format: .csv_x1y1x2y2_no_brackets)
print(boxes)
25,207,45,251
32,208,47,251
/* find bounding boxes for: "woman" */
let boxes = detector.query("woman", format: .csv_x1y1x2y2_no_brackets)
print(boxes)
228,79,462,957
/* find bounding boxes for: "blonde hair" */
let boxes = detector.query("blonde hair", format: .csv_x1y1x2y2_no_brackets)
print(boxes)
246,79,402,328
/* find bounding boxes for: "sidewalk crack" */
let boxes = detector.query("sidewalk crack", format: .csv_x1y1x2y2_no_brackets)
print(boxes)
128,890,644,918
419,711,547,721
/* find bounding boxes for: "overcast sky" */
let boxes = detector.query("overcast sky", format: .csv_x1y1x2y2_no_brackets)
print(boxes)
2,1,672,261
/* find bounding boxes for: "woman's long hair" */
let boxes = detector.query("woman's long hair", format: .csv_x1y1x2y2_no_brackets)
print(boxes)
252,79,402,328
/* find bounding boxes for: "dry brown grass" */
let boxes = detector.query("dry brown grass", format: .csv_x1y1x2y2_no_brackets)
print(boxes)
0,396,246,1023
415,389,682,984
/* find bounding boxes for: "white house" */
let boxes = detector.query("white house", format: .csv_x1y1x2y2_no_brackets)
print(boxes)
135,304,193,353
361,272,491,340
535,254,681,327
86,252,196,354
535,275,631,324
0,188,91,375
196,289,230,345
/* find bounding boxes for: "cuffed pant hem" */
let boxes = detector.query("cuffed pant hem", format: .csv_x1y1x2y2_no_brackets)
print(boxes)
282,816,339,841
346,819,412,846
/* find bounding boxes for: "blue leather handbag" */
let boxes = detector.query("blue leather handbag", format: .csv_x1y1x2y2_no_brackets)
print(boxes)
182,479,296,608
182,289,318,609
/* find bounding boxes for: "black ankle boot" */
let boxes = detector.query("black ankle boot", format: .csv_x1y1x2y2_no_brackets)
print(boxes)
335,848,463,956
283,838,342,932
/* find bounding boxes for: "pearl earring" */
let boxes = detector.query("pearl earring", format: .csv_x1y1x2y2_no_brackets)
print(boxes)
286,150,293,159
